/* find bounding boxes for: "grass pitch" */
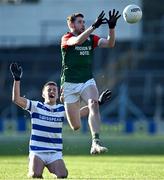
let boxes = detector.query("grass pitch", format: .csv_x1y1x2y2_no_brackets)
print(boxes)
0,155,164,179
0,134,164,179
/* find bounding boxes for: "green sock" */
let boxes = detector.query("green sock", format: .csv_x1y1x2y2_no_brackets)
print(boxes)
92,133,100,141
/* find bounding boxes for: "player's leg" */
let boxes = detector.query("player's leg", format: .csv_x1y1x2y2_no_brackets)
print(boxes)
64,100,81,130
47,159,68,178
81,85,100,134
28,152,45,178
62,82,81,131
81,81,108,154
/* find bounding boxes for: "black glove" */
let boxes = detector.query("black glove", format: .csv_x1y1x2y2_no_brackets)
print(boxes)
10,63,23,81
92,11,106,29
98,89,112,105
105,9,121,29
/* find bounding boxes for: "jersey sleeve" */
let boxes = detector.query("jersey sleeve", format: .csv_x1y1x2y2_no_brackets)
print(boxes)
24,99,38,113
93,34,100,48
61,33,74,49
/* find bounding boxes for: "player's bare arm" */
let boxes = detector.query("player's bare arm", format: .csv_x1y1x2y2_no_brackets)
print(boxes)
67,11,106,46
98,9,121,48
10,63,27,109
67,26,94,46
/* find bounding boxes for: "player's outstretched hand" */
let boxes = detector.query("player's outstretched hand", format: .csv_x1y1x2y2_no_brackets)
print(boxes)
98,89,112,105
92,10,106,29
10,63,23,81
105,9,121,29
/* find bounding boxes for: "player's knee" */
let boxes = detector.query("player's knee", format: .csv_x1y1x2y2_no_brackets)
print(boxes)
88,99,99,113
69,118,81,131
56,169,68,179
71,124,80,131
28,172,43,179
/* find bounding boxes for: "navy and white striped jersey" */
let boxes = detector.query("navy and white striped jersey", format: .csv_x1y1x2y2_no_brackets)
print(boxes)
25,99,65,153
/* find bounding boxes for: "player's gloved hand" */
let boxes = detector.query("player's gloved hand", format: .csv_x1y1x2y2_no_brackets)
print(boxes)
10,63,23,81
105,9,121,29
98,89,112,105
92,11,106,29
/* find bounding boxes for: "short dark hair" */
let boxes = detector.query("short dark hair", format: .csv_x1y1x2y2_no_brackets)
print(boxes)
42,81,57,92
67,13,84,23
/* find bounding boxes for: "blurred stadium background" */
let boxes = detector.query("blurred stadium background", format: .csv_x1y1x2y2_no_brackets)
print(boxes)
0,0,164,157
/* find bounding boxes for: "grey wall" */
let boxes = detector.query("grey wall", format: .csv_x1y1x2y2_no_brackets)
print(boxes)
0,0,142,46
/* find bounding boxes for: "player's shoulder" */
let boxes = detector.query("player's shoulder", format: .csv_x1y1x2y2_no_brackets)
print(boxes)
90,34,100,48
90,34,100,39
56,103,65,111
28,99,40,105
30,100,48,109
62,32,74,39
32,100,44,109
37,101,45,106
25,99,40,112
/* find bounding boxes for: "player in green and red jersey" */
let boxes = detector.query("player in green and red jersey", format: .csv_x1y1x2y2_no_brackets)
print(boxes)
61,10,121,154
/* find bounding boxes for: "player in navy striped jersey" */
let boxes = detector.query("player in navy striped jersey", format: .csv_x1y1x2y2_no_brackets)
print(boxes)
10,63,68,178
10,63,111,179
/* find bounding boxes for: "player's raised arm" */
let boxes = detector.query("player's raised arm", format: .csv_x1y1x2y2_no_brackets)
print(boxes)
80,89,112,117
98,9,121,48
66,11,106,46
10,63,27,109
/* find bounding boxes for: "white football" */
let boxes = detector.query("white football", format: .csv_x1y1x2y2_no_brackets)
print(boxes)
123,4,142,24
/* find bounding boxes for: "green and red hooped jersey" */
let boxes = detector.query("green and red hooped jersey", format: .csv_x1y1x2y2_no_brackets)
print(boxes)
60,32,100,86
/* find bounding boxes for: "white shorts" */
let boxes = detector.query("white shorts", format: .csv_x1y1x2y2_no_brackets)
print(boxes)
63,78,97,104
29,151,62,165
